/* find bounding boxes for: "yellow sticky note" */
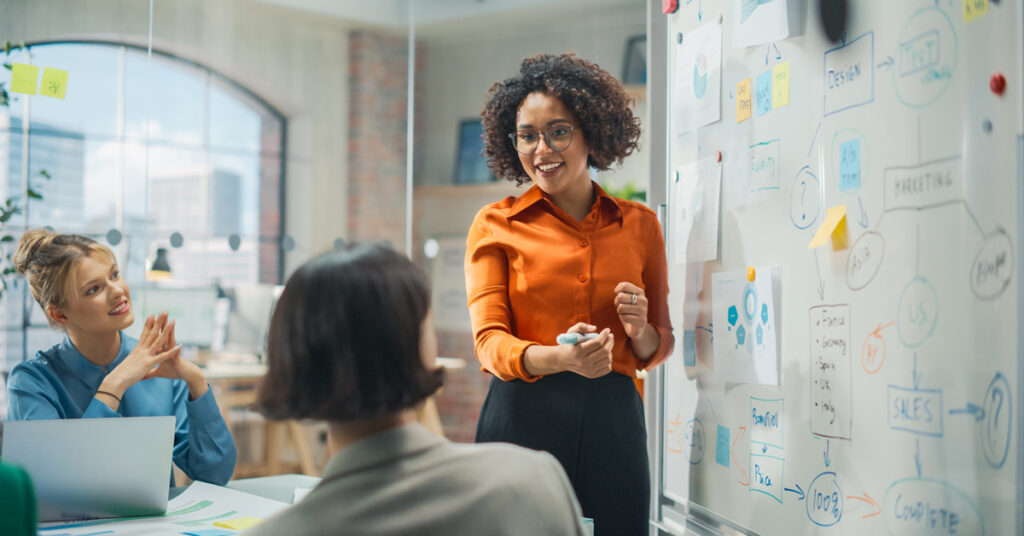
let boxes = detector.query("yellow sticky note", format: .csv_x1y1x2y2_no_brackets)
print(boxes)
736,78,751,123
808,205,848,250
39,67,68,99
963,0,988,22
10,63,39,95
772,62,790,109
213,517,263,530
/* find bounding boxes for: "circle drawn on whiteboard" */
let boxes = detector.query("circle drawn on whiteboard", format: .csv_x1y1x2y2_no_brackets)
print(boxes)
789,166,821,230
896,276,938,348
106,229,122,246
228,234,241,252
169,232,184,248
982,372,1012,469
894,7,958,109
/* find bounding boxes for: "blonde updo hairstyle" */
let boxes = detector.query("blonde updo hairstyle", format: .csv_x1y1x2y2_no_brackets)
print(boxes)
13,229,117,328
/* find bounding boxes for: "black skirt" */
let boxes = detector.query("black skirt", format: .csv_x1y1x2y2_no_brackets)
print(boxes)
476,371,649,536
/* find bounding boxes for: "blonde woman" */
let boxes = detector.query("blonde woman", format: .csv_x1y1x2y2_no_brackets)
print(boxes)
6,229,236,485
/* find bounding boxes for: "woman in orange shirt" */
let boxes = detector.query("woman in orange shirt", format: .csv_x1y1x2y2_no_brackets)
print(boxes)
466,53,674,535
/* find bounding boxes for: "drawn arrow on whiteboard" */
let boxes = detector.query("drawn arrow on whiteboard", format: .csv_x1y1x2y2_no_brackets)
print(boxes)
824,440,831,467
949,402,986,421
915,438,922,477
764,43,781,66
732,426,749,487
876,56,895,70
814,250,826,300
761,443,768,454
785,484,805,500
846,493,882,518
857,197,869,229
912,353,922,390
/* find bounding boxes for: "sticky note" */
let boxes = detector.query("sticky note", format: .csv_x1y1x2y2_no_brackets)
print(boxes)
736,78,751,123
10,63,39,95
839,139,861,192
772,62,790,108
182,530,235,536
213,517,262,530
963,0,988,22
755,70,772,117
808,205,848,250
716,425,730,467
683,330,696,366
39,67,69,99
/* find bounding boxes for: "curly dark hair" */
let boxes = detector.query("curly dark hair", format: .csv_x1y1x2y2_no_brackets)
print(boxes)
480,53,641,185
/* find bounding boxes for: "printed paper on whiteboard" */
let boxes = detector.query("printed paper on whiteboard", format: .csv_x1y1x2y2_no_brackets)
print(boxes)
671,22,723,137
732,0,793,48
672,158,722,265
711,268,780,385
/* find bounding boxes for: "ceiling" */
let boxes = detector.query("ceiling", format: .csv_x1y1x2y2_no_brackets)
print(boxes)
252,0,641,29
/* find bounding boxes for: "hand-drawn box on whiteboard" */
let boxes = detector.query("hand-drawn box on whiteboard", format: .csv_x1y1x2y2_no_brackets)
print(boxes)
823,32,874,116
883,156,963,212
886,385,943,437
750,397,784,449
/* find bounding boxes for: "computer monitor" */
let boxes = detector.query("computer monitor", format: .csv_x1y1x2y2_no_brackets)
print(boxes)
124,286,220,348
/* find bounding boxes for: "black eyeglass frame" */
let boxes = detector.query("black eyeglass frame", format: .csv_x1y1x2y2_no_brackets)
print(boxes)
507,125,582,155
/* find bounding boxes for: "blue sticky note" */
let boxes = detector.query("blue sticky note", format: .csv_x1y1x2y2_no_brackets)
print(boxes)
716,425,730,467
839,138,861,192
182,530,235,536
683,330,696,366
755,70,773,117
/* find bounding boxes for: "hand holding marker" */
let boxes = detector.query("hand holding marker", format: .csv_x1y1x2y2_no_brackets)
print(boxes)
556,332,600,345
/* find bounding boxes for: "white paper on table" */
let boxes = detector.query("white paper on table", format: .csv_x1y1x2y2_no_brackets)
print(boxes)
671,21,722,137
672,158,722,265
732,0,792,47
293,487,313,503
38,481,290,535
711,268,780,385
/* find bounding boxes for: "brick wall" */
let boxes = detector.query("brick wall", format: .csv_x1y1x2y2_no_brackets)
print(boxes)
347,30,409,247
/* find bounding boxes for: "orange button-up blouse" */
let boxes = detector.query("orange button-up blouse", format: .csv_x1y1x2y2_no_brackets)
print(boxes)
465,182,674,382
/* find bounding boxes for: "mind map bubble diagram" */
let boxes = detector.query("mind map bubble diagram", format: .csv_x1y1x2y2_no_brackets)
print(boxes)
789,165,821,230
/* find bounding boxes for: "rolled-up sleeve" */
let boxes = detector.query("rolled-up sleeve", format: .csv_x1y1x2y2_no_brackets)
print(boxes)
171,384,237,485
636,212,674,371
465,209,539,382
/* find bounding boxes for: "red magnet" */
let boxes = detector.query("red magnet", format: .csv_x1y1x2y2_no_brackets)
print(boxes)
990,72,1006,96
663,0,678,14
716,151,723,163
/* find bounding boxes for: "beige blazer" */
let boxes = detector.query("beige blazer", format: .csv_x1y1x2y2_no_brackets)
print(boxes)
246,423,588,536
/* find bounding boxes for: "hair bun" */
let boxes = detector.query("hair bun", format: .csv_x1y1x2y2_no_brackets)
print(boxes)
12,228,57,275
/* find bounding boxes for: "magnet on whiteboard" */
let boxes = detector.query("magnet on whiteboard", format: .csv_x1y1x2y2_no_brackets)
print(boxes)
716,151,723,163
718,13,724,23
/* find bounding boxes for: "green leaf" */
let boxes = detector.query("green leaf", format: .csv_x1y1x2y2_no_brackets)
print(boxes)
0,235,14,242
26,188,42,200
2,267,15,276
3,41,10,55
2,63,10,71
39,169,51,180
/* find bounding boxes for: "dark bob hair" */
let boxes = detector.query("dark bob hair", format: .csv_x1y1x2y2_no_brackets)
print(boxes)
480,53,641,185
257,244,444,422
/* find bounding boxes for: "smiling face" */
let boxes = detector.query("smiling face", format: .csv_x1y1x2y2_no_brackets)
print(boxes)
515,91,592,199
48,252,134,336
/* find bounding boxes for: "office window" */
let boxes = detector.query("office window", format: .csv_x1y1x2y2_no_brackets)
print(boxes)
0,42,285,368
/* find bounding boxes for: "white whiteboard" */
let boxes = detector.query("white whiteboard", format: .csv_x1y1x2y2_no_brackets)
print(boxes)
653,0,1022,534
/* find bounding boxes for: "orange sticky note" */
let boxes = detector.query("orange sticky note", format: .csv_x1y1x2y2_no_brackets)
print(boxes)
213,516,263,530
736,78,751,123
39,67,68,99
808,205,848,250
10,63,39,95
772,62,790,109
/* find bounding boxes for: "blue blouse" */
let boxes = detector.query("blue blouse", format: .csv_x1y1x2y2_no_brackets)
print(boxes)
6,333,237,486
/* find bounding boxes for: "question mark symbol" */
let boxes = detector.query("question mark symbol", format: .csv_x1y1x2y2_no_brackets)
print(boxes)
800,181,807,220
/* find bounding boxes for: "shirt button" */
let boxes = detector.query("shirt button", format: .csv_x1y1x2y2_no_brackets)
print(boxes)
580,240,589,247
578,274,587,283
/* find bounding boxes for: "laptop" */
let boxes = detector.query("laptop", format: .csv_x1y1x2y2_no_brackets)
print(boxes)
2,415,175,521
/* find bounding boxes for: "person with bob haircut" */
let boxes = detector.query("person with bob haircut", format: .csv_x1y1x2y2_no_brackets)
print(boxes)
6,229,236,485
247,244,588,536
466,53,674,535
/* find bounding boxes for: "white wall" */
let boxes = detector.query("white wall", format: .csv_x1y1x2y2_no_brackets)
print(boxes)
0,0,382,275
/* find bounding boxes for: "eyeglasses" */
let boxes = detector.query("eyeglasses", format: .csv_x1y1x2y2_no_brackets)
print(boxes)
508,125,581,155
